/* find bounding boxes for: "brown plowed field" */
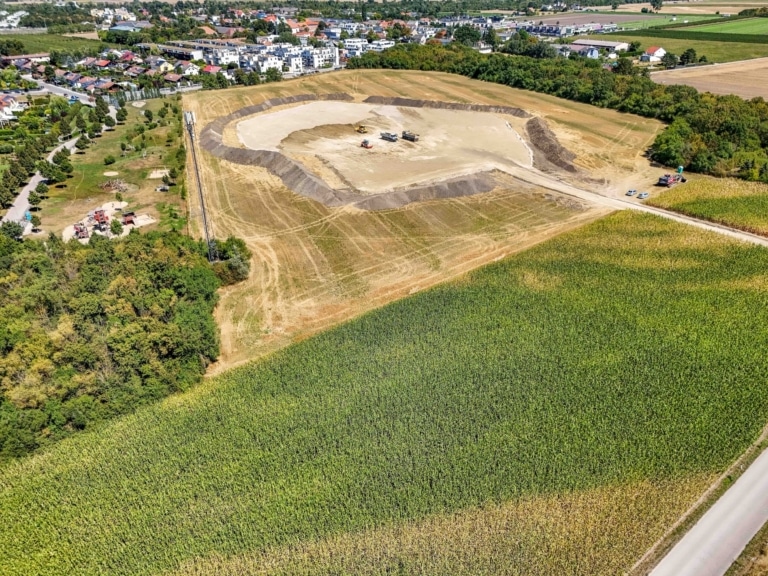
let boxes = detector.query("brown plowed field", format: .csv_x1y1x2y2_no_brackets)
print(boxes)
183,70,662,373
652,58,768,99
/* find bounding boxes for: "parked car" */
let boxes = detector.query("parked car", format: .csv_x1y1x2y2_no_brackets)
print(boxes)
638,192,649,199
626,189,637,196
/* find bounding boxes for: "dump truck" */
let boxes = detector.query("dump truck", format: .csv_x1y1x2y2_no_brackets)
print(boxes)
356,125,368,134
402,131,419,142
122,211,136,226
380,132,398,142
361,139,373,149
657,173,687,187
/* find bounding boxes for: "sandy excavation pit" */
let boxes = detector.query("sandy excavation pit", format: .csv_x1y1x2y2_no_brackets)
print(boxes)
236,101,533,195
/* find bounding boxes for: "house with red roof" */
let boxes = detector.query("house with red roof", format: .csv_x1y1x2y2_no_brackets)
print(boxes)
640,46,666,62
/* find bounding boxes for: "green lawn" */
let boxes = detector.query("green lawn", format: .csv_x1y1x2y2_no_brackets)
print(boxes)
683,17,768,34
612,14,718,29
2,211,768,575
43,99,186,231
5,33,104,54
600,34,768,61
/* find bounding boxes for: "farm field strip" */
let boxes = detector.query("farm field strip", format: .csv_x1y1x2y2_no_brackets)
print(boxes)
681,17,768,34
4,211,768,575
647,176,768,236
604,35,768,62
651,57,768,99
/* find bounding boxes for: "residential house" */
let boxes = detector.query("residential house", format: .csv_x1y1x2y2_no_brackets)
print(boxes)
640,46,666,62
164,72,183,84
176,61,200,76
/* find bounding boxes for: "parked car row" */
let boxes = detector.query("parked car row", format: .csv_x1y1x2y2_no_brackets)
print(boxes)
626,189,649,200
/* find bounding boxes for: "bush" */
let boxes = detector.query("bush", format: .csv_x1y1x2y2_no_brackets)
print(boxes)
104,155,116,166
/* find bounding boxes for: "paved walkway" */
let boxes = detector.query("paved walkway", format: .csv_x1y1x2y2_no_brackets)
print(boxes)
1,135,78,226
650,447,768,576
1,104,116,229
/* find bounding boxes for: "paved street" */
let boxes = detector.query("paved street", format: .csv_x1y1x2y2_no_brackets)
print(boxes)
650,447,768,576
22,75,94,106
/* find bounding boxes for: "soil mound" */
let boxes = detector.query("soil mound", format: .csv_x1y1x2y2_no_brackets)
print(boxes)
362,96,531,118
198,94,574,211
525,117,577,173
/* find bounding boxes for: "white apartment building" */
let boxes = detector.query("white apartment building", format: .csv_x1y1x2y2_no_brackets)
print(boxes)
368,40,395,52
301,46,339,69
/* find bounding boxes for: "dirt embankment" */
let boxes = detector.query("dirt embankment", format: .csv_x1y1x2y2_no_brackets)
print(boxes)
362,96,531,118
199,94,572,211
526,117,578,174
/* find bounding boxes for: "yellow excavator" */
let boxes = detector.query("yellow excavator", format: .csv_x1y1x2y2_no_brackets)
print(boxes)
355,125,368,134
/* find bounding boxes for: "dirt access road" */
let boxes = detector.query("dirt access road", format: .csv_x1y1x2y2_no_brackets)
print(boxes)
652,58,768,100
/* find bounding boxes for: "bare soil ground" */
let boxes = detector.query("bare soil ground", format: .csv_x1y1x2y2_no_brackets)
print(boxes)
238,102,532,194
617,1,765,13
184,70,662,373
652,58,768,99
62,31,100,40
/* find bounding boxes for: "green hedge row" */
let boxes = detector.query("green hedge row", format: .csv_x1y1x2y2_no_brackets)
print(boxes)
608,29,768,44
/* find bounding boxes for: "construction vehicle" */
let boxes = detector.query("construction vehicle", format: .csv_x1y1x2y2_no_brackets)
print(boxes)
356,125,368,134
402,130,419,142
657,173,687,187
360,139,373,149
380,132,398,142
74,223,89,239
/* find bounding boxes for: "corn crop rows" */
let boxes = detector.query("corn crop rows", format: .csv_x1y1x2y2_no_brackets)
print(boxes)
2,211,768,575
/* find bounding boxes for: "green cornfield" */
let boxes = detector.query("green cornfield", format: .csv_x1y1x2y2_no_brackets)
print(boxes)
2,211,768,575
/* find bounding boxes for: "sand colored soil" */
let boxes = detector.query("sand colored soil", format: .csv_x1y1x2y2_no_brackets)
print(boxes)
238,101,532,195
617,1,764,13
652,58,768,99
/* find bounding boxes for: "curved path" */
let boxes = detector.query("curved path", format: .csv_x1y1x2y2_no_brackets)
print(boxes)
1,135,78,227
2,105,117,230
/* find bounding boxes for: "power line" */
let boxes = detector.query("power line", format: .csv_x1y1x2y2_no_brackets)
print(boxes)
183,110,216,262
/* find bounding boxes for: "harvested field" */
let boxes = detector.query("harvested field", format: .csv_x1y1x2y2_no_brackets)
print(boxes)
651,58,768,99
184,70,662,372
617,1,766,14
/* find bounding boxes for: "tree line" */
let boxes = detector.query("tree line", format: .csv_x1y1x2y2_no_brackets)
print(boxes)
0,229,251,464
348,44,768,181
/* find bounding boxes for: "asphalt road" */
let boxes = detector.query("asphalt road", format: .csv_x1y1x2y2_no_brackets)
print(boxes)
22,75,94,106
650,447,768,576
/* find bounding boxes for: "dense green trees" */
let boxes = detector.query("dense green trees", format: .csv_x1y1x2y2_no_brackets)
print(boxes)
0,230,248,463
348,44,768,180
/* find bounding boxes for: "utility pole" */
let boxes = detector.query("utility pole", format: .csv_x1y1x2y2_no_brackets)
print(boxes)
183,110,216,262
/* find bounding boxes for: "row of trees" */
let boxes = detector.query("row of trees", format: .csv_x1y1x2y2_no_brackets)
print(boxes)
348,44,768,180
